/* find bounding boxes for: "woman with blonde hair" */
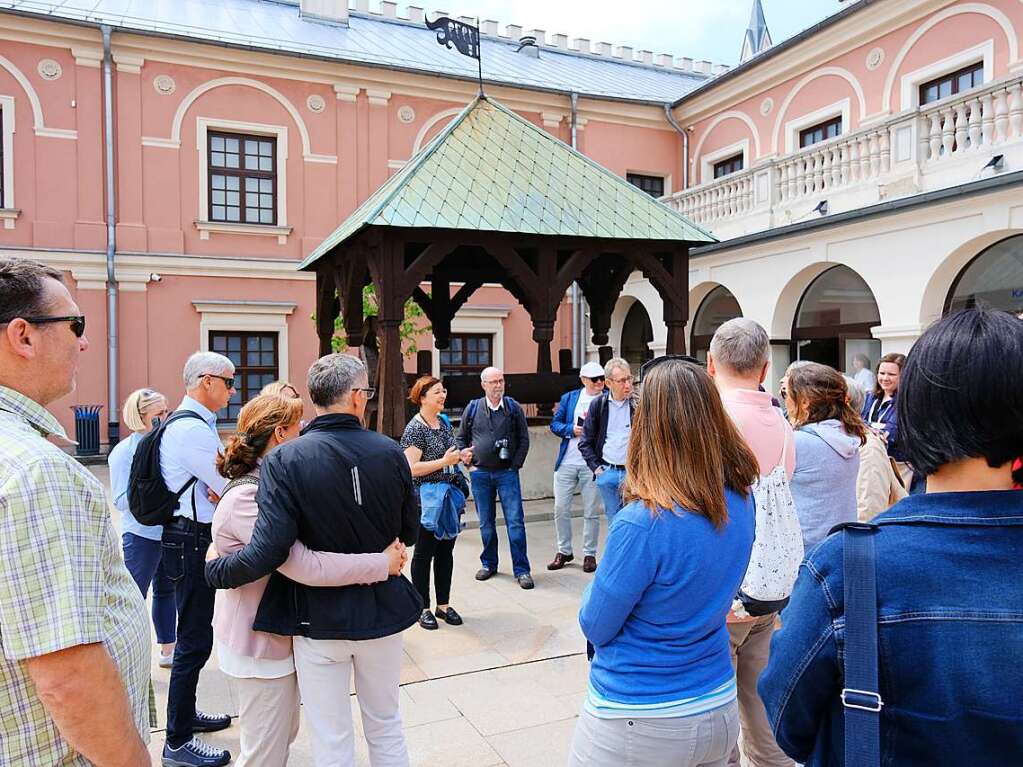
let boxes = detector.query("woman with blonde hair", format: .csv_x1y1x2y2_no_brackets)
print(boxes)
786,363,867,548
108,388,177,667
210,394,406,767
569,358,759,767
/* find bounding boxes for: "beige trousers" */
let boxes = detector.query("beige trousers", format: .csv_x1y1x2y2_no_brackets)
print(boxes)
233,673,301,767
293,634,409,767
727,615,794,767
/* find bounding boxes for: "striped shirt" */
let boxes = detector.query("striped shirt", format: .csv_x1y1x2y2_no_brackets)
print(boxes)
585,677,737,720
0,386,152,765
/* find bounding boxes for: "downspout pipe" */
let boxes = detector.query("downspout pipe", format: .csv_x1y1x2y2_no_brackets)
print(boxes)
102,25,120,446
664,103,689,190
569,92,584,369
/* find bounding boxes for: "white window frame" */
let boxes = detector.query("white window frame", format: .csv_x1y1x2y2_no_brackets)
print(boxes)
900,40,994,111
0,94,17,229
431,305,510,378
784,98,850,155
193,299,296,384
194,117,292,244
700,139,749,185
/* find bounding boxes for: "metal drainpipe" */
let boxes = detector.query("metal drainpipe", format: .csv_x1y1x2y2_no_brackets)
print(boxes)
102,25,120,446
570,92,584,368
664,103,689,190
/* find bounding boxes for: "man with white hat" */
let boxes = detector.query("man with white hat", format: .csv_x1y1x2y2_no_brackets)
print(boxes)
547,362,607,573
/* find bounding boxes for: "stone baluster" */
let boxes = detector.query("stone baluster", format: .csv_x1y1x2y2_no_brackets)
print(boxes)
859,135,872,178
792,158,804,199
1008,81,1023,140
868,132,880,178
993,87,1009,144
776,162,788,203
838,144,850,187
981,91,995,146
940,107,955,157
967,97,982,150
821,149,832,191
848,139,860,183
813,151,825,194
830,146,841,188
953,102,969,155
878,131,891,174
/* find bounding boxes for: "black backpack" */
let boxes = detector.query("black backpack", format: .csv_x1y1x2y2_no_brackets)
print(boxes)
127,410,207,526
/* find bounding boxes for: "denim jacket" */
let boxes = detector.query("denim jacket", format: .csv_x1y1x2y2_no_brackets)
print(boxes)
759,490,1023,766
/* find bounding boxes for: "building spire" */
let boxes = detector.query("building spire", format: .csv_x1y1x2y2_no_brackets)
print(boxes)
739,0,772,64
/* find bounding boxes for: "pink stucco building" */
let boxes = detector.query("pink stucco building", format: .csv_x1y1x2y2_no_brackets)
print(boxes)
1,0,1021,442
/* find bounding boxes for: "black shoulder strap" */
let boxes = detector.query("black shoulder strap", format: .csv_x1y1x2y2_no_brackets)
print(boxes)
840,521,883,767
220,474,259,503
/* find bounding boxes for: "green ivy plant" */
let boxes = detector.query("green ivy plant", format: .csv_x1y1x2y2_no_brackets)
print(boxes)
330,284,429,358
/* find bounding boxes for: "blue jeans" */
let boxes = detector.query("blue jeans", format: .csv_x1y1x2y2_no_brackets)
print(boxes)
161,521,216,748
595,466,626,522
470,468,531,576
121,532,177,645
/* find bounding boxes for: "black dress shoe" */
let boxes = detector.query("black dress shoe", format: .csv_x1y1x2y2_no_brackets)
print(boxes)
547,552,574,570
583,556,597,573
435,607,463,625
517,573,535,590
191,711,231,733
418,610,439,630
475,567,496,581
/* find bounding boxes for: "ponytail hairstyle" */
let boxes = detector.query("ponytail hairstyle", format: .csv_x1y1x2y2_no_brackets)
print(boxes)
787,362,867,445
121,388,167,433
217,394,303,480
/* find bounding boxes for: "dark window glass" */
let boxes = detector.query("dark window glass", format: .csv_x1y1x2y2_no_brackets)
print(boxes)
712,154,744,179
626,173,665,198
919,61,984,105
799,116,843,149
208,131,276,225
440,333,492,377
207,331,278,421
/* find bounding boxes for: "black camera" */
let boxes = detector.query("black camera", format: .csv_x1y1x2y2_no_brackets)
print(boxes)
495,438,511,461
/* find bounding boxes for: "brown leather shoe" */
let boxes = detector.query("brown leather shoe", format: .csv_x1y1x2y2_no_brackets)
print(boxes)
547,552,574,570
582,556,597,573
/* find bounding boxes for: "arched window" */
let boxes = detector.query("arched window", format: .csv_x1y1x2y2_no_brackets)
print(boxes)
690,286,742,362
793,265,880,373
945,234,1023,315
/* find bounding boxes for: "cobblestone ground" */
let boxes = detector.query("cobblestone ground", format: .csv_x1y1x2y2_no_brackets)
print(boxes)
92,467,600,766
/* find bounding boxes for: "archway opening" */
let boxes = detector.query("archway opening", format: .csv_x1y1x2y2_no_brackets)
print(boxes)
793,265,880,372
945,234,1023,315
690,286,742,362
621,301,654,368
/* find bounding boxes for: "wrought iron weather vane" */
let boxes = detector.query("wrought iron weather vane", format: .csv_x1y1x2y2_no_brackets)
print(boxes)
425,15,485,97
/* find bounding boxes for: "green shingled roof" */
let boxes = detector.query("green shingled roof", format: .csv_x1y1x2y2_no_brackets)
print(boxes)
299,96,715,271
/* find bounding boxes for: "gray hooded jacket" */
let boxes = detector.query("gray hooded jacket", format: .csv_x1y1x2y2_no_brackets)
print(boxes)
791,419,862,549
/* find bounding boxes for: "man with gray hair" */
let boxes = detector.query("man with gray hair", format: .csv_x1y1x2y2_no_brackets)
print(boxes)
161,350,236,766
578,358,634,528
707,318,795,767
206,352,421,767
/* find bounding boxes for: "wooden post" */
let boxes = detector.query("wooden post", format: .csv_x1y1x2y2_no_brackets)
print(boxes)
315,268,340,357
367,237,413,438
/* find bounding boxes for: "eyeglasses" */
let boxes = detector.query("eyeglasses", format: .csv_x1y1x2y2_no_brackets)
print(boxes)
584,376,605,383
203,374,236,389
352,387,377,400
18,315,87,338
638,354,704,383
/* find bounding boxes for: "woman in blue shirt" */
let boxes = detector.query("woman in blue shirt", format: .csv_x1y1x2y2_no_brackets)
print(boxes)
108,387,176,667
569,357,759,767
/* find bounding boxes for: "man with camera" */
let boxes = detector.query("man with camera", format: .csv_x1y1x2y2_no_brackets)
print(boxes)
456,367,533,589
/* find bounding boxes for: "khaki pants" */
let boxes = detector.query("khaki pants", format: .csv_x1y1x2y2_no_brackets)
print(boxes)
293,634,409,767
727,616,794,767
234,673,300,767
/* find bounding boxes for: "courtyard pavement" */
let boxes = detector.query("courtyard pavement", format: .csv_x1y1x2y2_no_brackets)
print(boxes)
90,466,599,766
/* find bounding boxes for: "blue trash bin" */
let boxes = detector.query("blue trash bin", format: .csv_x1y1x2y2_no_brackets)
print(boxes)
71,405,103,456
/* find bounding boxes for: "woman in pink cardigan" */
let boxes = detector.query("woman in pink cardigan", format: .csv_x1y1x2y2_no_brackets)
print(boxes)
209,393,406,767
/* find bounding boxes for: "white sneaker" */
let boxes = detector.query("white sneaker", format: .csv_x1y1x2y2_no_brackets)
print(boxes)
158,651,174,668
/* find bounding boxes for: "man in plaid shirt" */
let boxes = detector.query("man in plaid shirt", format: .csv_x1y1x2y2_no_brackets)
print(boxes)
0,258,151,766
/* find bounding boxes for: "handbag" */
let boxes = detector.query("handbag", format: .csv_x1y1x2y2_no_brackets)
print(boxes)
840,522,883,767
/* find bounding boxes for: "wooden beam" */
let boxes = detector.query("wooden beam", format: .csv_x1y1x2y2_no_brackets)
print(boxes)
315,268,340,357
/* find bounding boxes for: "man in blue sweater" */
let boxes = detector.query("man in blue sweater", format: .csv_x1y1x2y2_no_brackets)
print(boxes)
548,362,606,573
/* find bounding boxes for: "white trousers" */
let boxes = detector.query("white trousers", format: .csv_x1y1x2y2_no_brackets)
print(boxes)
293,634,410,767
234,673,301,767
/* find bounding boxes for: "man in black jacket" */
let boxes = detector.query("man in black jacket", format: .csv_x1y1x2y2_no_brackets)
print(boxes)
455,366,533,588
578,358,635,529
205,353,420,767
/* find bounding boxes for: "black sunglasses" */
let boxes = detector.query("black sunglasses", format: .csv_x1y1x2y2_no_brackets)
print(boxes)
584,375,606,383
203,373,236,389
20,315,87,338
638,354,704,383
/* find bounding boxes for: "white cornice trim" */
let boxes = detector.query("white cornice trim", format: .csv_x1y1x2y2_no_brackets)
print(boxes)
195,220,293,245
192,299,296,315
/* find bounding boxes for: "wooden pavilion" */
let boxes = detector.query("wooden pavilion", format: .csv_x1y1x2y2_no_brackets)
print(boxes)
299,96,715,437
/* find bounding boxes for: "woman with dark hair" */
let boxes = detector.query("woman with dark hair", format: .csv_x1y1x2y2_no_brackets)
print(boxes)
785,363,867,549
401,376,469,631
568,358,759,767
210,394,404,767
861,353,906,465
760,308,1023,766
